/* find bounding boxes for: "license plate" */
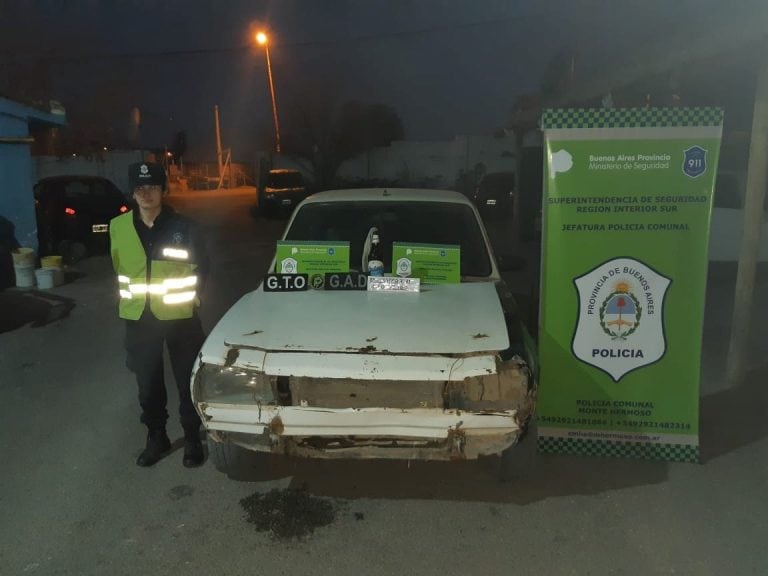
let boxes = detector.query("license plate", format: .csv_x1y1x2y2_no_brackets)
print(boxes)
367,277,420,293
281,199,292,206
92,224,109,233
486,199,497,206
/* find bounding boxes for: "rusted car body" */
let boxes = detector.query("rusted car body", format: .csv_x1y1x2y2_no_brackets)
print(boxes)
192,189,537,468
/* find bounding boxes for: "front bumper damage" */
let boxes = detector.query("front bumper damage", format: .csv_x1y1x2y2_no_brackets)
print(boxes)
195,352,535,460
203,405,523,460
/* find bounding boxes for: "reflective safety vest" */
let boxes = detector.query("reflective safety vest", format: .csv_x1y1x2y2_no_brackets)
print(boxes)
109,211,199,321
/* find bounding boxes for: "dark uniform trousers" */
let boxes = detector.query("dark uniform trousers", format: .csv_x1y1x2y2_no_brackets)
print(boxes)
125,312,205,432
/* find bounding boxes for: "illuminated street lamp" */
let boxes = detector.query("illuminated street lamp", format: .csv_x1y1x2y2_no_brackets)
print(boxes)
255,31,281,153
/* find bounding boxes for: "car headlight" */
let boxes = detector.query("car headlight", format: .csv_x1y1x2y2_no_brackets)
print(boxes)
196,363,275,404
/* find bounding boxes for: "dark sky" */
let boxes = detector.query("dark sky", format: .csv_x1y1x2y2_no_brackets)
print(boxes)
1,0,765,160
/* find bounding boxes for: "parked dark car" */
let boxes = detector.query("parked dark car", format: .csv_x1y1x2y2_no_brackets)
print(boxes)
35,175,129,260
259,169,308,217
473,171,516,221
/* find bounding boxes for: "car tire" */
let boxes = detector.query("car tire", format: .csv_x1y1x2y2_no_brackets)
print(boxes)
498,422,537,483
207,434,247,474
69,241,87,263
57,239,87,263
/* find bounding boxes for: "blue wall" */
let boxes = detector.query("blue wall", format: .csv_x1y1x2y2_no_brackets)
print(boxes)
0,112,36,251
0,99,65,255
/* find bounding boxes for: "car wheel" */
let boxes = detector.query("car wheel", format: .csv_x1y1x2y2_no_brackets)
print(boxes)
56,239,72,261
207,433,247,474
67,241,87,263
498,422,537,483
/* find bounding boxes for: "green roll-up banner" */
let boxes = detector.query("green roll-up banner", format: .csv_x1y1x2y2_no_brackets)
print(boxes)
537,108,723,463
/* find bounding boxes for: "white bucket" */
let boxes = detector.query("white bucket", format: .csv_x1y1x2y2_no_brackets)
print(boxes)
14,264,36,288
34,268,55,290
42,267,64,287
12,247,36,268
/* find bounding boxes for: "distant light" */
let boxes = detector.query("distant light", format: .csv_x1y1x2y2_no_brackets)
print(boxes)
256,31,268,45
119,205,129,213
103,146,108,151
166,151,173,157
72,153,76,157
65,207,76,216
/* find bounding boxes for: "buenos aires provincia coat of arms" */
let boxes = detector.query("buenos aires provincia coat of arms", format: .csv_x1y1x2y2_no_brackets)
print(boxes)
572,257,671,381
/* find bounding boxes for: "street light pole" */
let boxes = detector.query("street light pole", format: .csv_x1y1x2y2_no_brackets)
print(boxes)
214,104,224,179
257,32,281,154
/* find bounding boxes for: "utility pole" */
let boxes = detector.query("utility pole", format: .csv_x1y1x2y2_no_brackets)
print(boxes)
130,106,143,161
726,60,768,386
214,105,223,182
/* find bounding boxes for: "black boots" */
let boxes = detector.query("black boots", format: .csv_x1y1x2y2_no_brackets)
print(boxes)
136,428,171,467
136,427,204,467
182,427,204,468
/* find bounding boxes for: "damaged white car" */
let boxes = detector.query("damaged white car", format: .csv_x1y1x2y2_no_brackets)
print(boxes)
192,189,537,471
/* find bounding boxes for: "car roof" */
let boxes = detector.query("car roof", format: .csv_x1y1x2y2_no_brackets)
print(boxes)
302,188,473,205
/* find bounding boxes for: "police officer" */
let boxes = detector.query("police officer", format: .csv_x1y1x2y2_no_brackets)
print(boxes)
110,162,209,467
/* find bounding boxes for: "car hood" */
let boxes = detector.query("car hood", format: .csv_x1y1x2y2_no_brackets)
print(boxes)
214,281,509,356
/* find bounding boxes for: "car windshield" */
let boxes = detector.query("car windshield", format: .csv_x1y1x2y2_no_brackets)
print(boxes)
285,200,492,278
268,172,303,188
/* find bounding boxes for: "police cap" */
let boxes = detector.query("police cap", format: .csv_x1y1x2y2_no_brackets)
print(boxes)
129,162,167,191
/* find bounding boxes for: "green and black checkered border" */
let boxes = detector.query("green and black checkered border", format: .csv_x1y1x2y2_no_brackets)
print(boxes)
537,436,699,463
540,107,723,130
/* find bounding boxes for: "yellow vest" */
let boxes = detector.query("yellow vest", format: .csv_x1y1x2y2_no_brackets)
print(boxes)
109,211,198,320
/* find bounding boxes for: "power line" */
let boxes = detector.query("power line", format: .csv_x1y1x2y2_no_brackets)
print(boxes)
3,14,525,63
291,14,523,47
